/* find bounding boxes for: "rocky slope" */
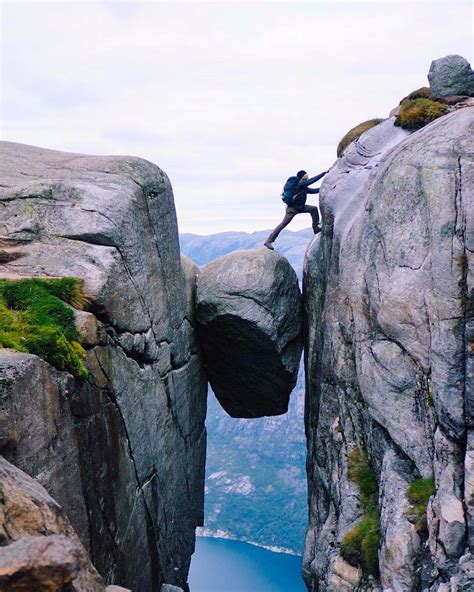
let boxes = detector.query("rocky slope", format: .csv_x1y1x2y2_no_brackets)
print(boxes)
0,142,207,591
303,102,473,590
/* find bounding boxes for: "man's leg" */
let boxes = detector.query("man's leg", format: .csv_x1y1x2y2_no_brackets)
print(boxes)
264,208,297,249
300,205,321,233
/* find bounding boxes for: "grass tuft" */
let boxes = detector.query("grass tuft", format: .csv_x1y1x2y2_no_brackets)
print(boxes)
340,449,380,577
0,278,88,379
394,98,448,130
347,449,378,504
407,476,435,532
340,513,379,576
337,119,385,157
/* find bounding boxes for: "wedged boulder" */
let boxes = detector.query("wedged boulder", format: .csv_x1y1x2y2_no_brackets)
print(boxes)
428,54,474,97
196,248,302,418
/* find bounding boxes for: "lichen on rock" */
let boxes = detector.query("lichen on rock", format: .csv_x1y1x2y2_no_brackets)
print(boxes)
428,54,474,98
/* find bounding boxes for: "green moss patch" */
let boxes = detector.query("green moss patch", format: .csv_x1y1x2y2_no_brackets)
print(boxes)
0,278,88,379
348,449,378,506
337,119,385,157
340,513,379,576
341,449,380,577
395,98,447,130
407,476,435,532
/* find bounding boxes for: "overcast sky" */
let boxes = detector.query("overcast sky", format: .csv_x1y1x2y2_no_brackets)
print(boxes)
1,1,472,234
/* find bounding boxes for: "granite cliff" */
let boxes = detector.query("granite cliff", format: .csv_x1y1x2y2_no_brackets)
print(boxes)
0,142,207,591
0,456,110,591
303,98,473,589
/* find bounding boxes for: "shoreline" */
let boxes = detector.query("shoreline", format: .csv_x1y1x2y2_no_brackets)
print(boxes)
196,528,302,557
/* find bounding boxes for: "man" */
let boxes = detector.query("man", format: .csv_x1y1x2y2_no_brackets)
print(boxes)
264,169,328,250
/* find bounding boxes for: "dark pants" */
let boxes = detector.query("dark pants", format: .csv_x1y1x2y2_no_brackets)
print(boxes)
266,205,320,243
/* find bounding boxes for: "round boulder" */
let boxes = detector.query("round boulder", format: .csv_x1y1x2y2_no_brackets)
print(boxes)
196,248,303,418
428,54,474,97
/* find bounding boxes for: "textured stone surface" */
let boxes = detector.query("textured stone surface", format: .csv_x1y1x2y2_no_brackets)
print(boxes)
303,107,473,590
196,248,302,418
327,556,361,591
378,450,420,591
74,309,99,346
0,535,99,592
0,456,105,591
428,55,474,98
466,432,474,549
0,351,89,544
0,142,208,591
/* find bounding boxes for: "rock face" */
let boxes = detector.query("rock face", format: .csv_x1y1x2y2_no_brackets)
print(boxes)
428,54,474,98
303,107,473,590
0,142,207,591
196,248,302,418
0,456,107,592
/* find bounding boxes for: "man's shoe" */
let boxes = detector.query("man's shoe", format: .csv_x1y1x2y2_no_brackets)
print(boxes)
264,240,275,250
313,224,322,234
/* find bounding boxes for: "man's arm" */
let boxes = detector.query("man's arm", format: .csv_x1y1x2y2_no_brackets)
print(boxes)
297,170,327,188
306,187,320,194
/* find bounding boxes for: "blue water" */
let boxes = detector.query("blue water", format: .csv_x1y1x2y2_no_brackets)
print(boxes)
188,536,306,592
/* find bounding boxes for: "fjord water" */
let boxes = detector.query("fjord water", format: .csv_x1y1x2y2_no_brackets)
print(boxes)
189,536,306,592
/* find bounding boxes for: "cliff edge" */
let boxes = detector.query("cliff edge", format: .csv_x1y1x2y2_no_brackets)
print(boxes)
303,103,473,590
0,142,207,591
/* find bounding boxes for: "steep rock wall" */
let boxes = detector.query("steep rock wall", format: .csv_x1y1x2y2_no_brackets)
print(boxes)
303,108,473,590
0,142,207,591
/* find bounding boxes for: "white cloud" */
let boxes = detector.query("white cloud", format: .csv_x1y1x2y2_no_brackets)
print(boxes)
1,0,472,233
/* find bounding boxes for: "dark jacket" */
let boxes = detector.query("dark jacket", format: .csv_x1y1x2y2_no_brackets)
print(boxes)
291,171,326,210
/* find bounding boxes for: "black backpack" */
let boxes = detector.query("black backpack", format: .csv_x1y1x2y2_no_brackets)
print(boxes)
281,176,300,204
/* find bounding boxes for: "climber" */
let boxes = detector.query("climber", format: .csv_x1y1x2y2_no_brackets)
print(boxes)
264,169,328,250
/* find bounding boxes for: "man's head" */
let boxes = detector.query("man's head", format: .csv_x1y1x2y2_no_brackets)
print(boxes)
297,170,308,180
